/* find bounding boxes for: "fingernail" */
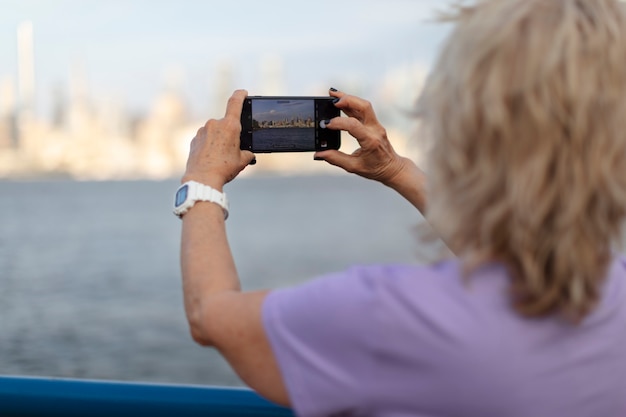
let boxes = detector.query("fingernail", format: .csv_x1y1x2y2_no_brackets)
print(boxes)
314,156,324,161
320,119,331,129
332,98,340,104
249,157,257,165
329,87,338,92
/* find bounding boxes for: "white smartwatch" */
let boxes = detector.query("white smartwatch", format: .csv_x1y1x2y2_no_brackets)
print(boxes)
173,181,229,220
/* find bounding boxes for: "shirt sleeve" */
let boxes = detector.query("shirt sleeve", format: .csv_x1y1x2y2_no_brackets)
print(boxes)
262,266,381,417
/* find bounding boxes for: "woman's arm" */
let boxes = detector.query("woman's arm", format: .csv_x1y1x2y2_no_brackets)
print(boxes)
179,90,289,406
383,156,428,214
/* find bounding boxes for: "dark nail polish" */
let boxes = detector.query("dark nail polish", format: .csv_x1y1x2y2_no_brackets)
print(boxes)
249,157,257,165
314,156,324,161
329,87,338,92
332,98,340,104
320,119,331,129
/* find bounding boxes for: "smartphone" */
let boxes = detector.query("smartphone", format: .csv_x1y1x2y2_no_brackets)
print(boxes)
240,96,341,153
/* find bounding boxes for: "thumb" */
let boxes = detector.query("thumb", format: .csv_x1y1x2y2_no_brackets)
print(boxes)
314,150,357,173
241,150,256,166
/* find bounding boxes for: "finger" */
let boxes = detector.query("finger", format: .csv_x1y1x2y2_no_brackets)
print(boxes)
224,89,249,121
314,149,358,173
325,116,374,148
331,94,379,125
241,150,255,166
329,88,346,99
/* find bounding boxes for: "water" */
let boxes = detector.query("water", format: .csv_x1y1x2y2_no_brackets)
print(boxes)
0,175,442,386
253,128,315,152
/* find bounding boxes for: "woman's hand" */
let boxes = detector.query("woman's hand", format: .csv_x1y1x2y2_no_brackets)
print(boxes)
315,89,408,187
316,88,428,214
182,89,255,190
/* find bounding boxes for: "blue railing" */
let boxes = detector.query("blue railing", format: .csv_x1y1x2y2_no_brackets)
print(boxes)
0,375,294,417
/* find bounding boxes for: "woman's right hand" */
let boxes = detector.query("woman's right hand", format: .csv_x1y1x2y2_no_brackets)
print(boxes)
316,88,427,214
314,89,408,187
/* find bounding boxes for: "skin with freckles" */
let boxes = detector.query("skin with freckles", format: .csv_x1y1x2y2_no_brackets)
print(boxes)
181,90,255,189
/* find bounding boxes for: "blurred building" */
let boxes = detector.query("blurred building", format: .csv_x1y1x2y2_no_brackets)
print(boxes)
0,77,16,149
0,22,423,180
0,21,192,180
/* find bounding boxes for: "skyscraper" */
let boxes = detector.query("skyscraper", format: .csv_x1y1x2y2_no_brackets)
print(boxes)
17,20,35,145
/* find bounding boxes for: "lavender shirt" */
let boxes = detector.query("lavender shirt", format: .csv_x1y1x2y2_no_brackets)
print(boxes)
262,258,626,417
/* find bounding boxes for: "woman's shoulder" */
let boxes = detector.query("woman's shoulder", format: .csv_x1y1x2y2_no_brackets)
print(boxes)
338,258,465,287
341,259,511,301
615,253,626,271
264,259,488,332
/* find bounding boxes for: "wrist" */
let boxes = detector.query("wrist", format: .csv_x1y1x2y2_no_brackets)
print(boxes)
381,156,411,189
385,157,428,213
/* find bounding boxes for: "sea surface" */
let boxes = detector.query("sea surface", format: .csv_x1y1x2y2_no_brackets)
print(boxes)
0,175,444,386
253,128,315,152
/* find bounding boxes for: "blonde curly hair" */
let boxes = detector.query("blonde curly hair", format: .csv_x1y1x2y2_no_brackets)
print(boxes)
419,0,626,321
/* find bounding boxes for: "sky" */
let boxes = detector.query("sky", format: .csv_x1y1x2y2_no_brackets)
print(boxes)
0,0,452,121
253,99,312,123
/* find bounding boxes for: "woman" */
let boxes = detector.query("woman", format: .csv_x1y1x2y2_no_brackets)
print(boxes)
177,0,626,415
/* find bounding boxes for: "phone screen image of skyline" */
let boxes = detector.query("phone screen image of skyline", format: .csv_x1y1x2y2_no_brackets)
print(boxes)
251,100,315,151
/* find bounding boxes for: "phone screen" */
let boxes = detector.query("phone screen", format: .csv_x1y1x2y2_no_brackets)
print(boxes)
240,97,340,153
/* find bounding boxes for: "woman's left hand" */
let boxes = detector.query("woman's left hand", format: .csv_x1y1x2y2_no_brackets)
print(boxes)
182,89,255,190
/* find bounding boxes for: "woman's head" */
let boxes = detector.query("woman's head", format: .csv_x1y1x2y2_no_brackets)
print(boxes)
419,0,626,320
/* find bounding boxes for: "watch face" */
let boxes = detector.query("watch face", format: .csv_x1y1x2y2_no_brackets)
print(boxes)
175,185,189,207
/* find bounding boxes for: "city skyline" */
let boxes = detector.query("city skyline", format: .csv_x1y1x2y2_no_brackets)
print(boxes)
253,118,315,129
0,2,441,179
253,100,313,125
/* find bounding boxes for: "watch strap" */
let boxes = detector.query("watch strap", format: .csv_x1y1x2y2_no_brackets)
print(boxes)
193,182,228,210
